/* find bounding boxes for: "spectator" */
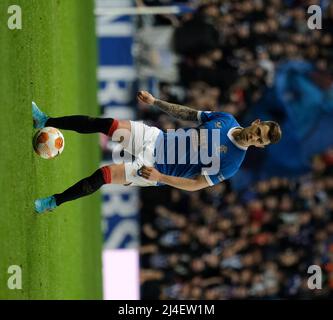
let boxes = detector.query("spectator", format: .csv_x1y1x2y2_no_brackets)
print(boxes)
141,148,333,299
139,0,333,300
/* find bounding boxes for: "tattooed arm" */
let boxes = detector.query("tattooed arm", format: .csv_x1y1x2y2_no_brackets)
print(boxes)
137,90,199,121
153,99,198,121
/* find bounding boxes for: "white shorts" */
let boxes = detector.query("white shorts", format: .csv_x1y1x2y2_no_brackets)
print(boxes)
123,121,162,187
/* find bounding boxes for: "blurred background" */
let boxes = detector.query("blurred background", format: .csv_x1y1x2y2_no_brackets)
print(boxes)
98,0,333,300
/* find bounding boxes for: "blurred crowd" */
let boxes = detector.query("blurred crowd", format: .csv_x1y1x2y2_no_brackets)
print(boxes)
139,0,333,125
138,0,333,299
140,148,333,299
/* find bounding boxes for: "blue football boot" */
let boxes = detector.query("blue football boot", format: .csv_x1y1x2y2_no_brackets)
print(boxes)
32,101,49,129
34,196,57,214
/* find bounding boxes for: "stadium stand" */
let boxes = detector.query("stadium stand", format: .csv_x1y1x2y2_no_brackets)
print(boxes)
138,0,333,299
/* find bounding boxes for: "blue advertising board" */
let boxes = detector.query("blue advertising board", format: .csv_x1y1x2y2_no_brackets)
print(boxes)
96,0,139,249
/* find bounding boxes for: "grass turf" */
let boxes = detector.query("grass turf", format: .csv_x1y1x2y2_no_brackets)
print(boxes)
0,0,103,299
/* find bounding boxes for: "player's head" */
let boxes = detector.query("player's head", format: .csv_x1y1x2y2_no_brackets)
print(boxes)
240,119,282,148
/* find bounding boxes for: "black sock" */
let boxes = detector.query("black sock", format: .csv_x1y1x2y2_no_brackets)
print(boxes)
46,116,114,135
54,168,107,206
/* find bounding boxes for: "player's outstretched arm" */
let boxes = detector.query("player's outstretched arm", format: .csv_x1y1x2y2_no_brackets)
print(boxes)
140,166,209,191
137,90,198,121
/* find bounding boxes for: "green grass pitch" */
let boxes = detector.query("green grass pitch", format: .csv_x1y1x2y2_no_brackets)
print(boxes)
0,0,103,299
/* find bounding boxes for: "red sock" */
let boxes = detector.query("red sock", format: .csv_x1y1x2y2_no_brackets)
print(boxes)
108,119,119,137
101,166,112,184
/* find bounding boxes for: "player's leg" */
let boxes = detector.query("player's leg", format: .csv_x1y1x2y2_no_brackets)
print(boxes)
34,164,126,214
32,101,131,139
45,117,131,137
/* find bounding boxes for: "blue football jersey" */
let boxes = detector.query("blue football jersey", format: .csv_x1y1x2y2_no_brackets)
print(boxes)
154,111,247,185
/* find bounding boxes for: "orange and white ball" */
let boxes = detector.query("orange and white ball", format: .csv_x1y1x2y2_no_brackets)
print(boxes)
33,127,65,159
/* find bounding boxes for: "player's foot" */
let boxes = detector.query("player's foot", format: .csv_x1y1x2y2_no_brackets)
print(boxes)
32,101,49,129
34,195,57,214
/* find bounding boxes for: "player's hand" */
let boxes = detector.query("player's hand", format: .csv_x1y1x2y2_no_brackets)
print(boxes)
137,91,155,105
140,166,161,181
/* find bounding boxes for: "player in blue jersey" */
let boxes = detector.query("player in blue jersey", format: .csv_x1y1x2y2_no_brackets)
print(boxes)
33,91,281,213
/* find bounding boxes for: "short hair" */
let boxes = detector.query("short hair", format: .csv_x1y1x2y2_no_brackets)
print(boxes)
263,121,282,144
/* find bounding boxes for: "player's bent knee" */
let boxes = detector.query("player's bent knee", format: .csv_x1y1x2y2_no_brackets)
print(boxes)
117,120,131,132
105,164,127,184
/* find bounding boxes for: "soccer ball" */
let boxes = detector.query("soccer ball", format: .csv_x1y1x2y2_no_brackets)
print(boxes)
33,127,65,159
